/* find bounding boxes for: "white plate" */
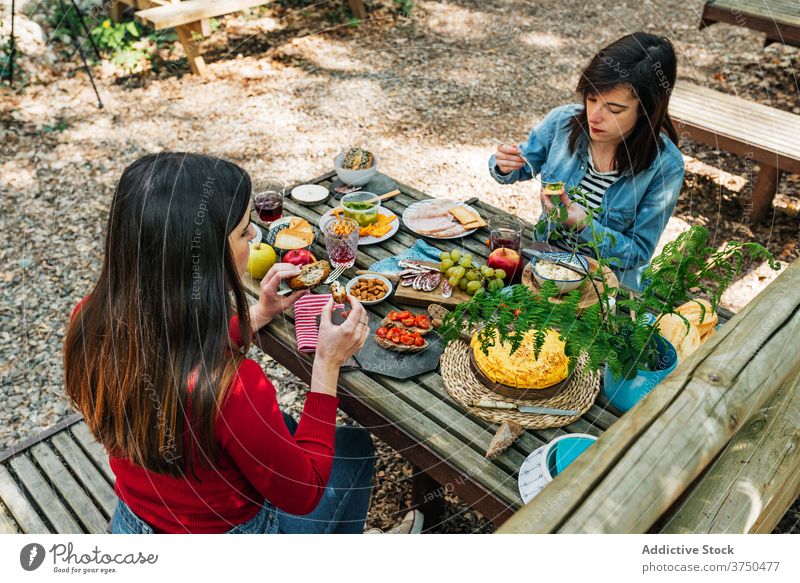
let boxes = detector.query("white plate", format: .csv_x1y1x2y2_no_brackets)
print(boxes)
345,274,393,305
291,184,329,206
265,217,318,251
318,206,400,245
248,223,262,246
402,200,481,239
517,444,550,504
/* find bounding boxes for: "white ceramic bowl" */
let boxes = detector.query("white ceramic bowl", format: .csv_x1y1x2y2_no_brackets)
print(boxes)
345,274,393,305
334,152,378,187
531,252,589,294
291,184,329,206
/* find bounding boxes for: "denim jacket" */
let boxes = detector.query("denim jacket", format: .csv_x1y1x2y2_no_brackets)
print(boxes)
489,104,685,291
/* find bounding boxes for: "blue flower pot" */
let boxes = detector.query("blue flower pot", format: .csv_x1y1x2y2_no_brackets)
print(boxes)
602,335,678,413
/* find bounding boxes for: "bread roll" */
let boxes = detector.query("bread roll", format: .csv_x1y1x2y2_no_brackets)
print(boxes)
657,313,702,361
675,299,718,337
330,281,347,304
287,260,331,290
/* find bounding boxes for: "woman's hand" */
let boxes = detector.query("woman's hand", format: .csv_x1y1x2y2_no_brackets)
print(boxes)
316,296,370,367
494,144,526,174
541,188,589,229
250,263,308,330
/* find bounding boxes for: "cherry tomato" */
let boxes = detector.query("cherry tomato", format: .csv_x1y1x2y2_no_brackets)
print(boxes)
388,329,402,343
402,317,416,327
414,315,430,329
376,327,388,338
395,311,412,320
414,336,425,347
400,334,415,346
513,309,521,316
388,310,399,321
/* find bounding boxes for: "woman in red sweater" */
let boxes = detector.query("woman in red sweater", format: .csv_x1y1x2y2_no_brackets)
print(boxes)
63,153,378,534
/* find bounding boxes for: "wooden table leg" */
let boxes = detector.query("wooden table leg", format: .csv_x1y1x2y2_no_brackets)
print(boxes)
411,466,447,531
349,0,367,20
749,164,779,223
109,1,126,23
176,25,208,77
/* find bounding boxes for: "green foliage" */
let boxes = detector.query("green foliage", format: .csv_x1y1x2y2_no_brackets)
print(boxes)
443,185,780,380
394,0,415,17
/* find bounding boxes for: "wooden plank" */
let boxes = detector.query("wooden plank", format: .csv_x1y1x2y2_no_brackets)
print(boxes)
701,0,800,46
136,0,271,30
0,501,19,533
0,466,48,533
499,258,800,533
29,443,108,533
9,455,82,533
348,0,367,20
70,423,115,484
0,412,83,463
50,433,117,517
661,365,800,533
670,82,800,173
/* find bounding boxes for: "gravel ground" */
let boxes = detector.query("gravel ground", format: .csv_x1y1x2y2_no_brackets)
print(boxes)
1,0,798,533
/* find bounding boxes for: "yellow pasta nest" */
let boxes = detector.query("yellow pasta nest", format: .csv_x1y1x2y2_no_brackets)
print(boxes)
471,329,569,389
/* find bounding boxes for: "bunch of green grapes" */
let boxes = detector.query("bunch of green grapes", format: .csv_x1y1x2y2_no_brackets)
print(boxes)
439,250,507,296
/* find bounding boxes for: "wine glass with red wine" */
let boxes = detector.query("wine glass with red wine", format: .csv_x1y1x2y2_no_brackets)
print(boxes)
252,177,286,224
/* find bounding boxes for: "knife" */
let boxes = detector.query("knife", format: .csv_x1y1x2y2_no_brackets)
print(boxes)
470,398,579,416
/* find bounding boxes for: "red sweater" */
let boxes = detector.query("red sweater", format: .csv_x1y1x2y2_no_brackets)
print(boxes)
70,300,339,533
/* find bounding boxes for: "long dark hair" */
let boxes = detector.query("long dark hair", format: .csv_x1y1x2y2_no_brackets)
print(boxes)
64,153,253,477
568,32,678,175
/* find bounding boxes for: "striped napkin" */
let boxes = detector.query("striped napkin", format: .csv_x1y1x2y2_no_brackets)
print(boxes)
293,294,359,368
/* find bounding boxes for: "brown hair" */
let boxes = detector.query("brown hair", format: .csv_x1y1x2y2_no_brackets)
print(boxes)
568,32,679,175
64,153,252,477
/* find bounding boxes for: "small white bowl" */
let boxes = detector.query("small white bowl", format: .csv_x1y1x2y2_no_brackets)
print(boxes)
334,152,377,187
531,253,589,294
345,274,393,305
291,184,329,206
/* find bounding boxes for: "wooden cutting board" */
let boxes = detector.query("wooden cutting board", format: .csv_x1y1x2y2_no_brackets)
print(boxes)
357,261,471,309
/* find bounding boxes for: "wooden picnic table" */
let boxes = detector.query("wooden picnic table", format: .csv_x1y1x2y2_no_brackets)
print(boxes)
700,0,800,47
241,170,733,528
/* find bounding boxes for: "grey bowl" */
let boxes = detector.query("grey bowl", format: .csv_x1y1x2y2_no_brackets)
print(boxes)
334,152,378,187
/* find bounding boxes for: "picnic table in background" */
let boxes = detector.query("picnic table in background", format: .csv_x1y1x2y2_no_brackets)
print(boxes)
110,0,368,76
700,0,800,47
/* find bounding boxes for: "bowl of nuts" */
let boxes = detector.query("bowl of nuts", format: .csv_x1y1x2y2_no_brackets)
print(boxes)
345,275,393,305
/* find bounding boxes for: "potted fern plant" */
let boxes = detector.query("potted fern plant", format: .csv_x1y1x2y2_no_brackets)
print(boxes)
441,188,779,412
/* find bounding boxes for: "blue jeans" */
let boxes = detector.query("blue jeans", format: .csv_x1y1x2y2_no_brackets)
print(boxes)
111,413,375,534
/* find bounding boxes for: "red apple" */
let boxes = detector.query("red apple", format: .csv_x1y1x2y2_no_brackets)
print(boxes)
487,247,522,283
283,249,317,267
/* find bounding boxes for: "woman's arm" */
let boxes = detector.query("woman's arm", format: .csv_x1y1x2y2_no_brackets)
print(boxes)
488,106,568,185
575,165,684,273
218,359,339,515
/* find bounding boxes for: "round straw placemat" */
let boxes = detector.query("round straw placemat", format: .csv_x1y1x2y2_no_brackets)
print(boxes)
440,340,600,429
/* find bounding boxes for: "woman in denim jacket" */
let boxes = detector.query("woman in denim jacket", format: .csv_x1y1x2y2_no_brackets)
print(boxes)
489,32,684,291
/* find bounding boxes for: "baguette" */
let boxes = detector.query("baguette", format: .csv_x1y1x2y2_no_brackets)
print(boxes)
287,260,331,290
380,313,432,336
374,335,428,353
330,281,347,304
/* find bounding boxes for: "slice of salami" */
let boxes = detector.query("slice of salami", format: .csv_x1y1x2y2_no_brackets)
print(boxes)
440,280,452,298
412,274,426,290
400,277,416,287
422,272,441,292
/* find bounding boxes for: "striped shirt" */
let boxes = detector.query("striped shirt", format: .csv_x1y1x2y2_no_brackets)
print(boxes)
555,153,618,245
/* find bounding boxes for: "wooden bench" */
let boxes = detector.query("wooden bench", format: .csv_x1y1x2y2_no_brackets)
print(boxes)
110,0,368,76
669,81,800,223
700,0,800,47
0,415,115,533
